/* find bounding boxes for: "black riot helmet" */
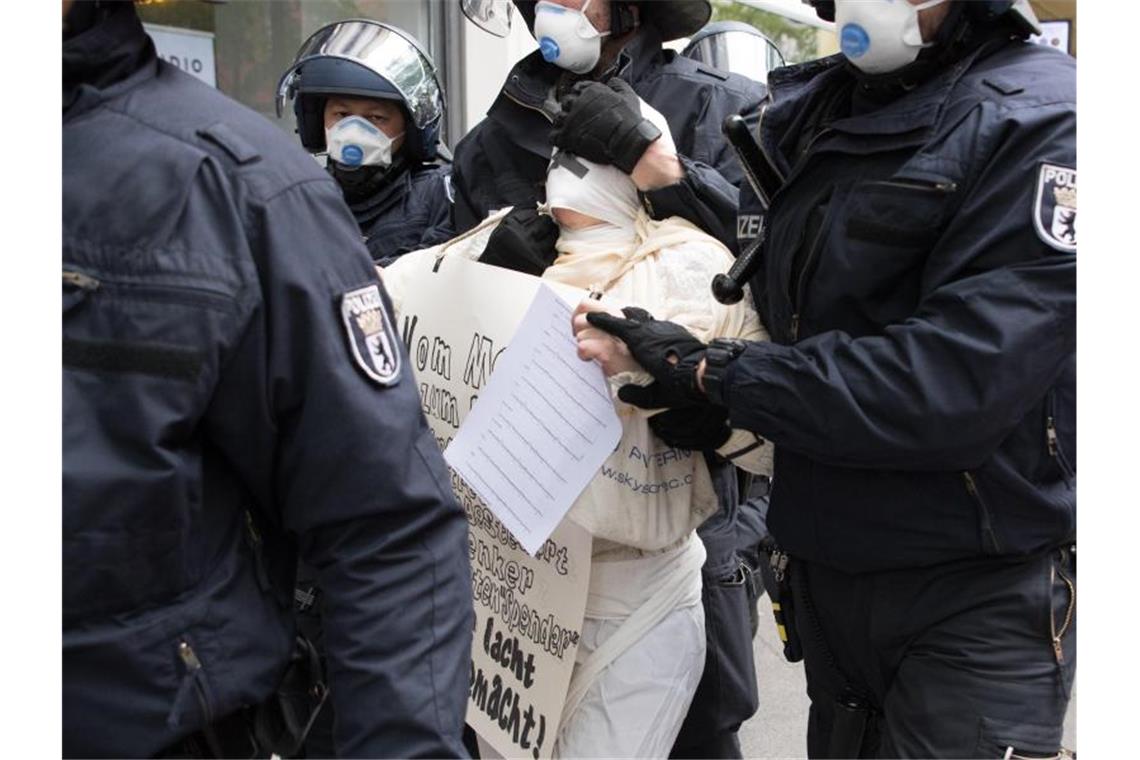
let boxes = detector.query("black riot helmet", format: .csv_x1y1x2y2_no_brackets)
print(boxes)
804,0,1041,38
276,19,445,162
682,21,786,84
462,0,711,42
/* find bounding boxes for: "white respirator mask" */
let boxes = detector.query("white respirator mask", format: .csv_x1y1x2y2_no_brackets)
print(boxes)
325,115,403,168
534,0,611,75
835,0,948,75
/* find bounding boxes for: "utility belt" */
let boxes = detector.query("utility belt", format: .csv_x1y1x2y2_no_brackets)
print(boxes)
159,634,328,759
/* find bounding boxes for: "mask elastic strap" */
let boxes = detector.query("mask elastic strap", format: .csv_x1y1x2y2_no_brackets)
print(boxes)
910,0,950,47
577,0,612,40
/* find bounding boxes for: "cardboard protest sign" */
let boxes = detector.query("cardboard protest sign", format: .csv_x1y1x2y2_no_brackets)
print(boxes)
388,252,592,759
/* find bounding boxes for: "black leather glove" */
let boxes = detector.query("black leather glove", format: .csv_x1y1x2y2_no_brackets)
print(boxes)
585,306,707,408
649,405,732,451
478,207,560,276
551,78,662,175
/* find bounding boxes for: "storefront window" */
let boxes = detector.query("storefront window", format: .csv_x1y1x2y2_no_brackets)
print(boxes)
136,1,450,141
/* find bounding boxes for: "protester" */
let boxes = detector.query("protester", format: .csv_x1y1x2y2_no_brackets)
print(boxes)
580,1,1076,756
277,19,454,266
456,4,767,752
542,101,772,757
62,2,472,757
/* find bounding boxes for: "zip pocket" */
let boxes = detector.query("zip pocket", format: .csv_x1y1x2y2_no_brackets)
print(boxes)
63,264,238,313
846,178,955,247
1049,551,1075,667
788,192,836,342
63,267,238,381
866,177,958,194
964,471,1002,554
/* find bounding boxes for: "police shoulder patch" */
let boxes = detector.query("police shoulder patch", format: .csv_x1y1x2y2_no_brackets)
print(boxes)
1033,163,1077,253
341,284,401,386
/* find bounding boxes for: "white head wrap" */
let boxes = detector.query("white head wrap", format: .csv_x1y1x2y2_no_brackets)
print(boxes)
543,97,675,238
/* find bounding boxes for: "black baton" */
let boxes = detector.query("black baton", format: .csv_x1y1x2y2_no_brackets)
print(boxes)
712,114,783,305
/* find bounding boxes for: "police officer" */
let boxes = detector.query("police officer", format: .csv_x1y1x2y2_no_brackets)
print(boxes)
277,19,454,266
456,0,764,257
580,1,1076,756
457,3,766,757
63,2,473,757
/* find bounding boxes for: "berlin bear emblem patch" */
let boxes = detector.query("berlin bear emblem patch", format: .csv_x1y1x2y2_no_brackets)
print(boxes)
1034,163,1077,253
341,284,401,386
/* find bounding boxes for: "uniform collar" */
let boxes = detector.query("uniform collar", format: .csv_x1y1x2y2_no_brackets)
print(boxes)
343,160,415,226
63,2,156,115
761,40,1001,169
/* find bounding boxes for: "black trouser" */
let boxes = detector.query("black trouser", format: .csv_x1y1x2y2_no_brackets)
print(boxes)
793,547,1076,759
670,466,760,759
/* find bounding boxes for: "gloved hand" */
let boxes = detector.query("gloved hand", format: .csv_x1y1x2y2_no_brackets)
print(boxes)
478,207,560,276
551,78,662,175
585,306,707,408
649,405,732,451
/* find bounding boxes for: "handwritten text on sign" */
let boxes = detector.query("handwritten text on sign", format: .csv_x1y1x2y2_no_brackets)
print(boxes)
386,252,592,759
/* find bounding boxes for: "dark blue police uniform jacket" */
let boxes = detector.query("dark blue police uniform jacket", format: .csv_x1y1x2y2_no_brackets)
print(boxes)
62,6,473,757
347,161,455,266
450,25,765,253
731,38,1076,572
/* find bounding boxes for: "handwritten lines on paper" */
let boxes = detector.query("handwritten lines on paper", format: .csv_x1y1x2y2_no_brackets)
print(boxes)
445,286,622,555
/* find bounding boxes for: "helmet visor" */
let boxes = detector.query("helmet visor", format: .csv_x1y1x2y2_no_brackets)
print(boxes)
277,20,443,129
461,0,514,37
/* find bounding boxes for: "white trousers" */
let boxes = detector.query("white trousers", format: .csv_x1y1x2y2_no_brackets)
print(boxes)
554,536,707,758
554,603,705,758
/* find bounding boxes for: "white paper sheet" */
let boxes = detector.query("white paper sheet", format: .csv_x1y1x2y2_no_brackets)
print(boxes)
445,284,621,556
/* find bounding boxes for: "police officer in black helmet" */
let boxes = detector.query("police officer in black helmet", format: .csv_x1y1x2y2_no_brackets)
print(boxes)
457,3,767,758
580,0,1076,756
277,20,454,266
63,2,473,757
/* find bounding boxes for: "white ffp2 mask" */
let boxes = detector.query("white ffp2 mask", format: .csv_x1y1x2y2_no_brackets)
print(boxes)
835,0,948,75
533,0,610,75
325,115,402,168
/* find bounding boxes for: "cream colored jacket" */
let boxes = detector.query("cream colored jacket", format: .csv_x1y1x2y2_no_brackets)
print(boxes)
383,208,773,557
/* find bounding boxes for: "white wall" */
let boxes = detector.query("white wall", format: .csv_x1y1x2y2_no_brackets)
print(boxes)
461,17,538,134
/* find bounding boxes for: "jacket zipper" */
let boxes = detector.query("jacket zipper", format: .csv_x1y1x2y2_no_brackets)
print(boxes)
1050,557,1075,665
872,178,958,194
964,471,1002,553
62,269,101,291
178,639,215,725
1045,391,1075,485
243,510,274,595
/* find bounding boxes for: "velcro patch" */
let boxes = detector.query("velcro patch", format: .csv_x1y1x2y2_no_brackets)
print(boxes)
1034,163,1076,253
341,284,401,386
